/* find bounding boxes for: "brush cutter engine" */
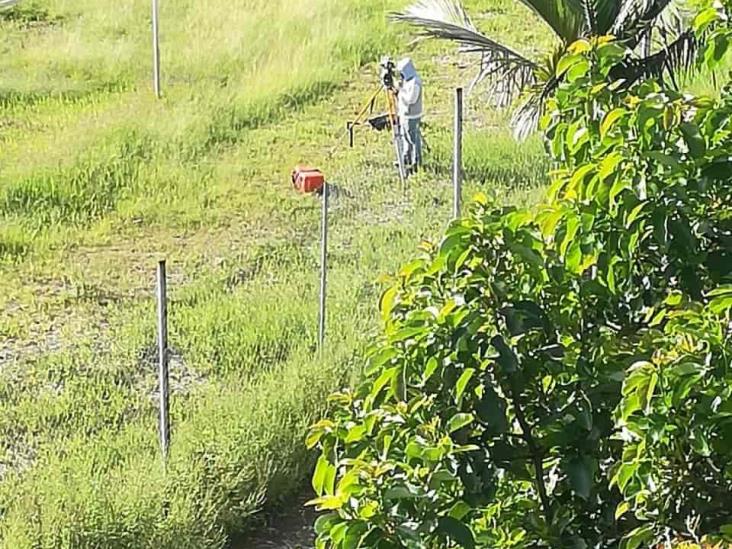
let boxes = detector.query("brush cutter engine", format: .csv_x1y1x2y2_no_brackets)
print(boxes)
291,165,325,194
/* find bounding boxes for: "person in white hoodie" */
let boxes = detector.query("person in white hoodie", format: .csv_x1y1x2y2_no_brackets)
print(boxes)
396,58,423,174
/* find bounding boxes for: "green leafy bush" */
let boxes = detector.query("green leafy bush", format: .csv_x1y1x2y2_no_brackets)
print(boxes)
308,5,732,548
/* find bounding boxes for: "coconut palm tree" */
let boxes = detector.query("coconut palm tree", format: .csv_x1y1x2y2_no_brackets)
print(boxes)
392,0,696,139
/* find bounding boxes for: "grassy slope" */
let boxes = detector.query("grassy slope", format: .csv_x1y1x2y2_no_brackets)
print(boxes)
0,0,549,546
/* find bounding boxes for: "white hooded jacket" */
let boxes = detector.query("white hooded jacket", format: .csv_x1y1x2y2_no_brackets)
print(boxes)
396,58,423,121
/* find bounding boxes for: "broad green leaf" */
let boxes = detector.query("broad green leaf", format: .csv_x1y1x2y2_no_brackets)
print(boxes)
607,259,617,293
504,210,533,231
670,362,702,377
569,125,589,152
423,446,446,461
710,295,732,315
491,336,519,373
399,259,424,279
577,396,593,431
567,164,596,198
599,151,623,180
329,520,348,543
615,501,630,520
406,441,423,459
601,108,627,139
597,42,627,65
306,429,324,450
366,347,398,376
591,82,608,95
447,413,474,433
645,372,658,413
609,177,631,206
566,241,583,273
371,366,399,399
423,357,440,384
345,425,367,444
439,233,468,259
391,326,426,343
649,309,667,327
566,455,595,500
708,285,732,297
566,58,590,82
381,433,393,457
438,516,475,549
626,203,646,227
455,369,475,403
680,122,706,156
380,287,398,321
511,243,544,268
359,501,378,519
476,386,509,433
691,427,711,457
449,500,473,520
455,247,473,272
646,151,681,168
695,6,721,33
621,361,658,419
706,33,730,68
307,493,347,511
561,214,581,257
664,292,683,306
537,207,564,238
314,513,340,535
567,38,591,54
557,53,583,77
430,470,458,490
620,524,654,549
611,461,638,492
702,159,732,180
622,361,655,397
343,522,369,549
312,456,331,496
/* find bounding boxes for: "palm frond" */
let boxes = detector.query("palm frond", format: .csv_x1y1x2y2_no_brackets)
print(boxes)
613,29,697,87
517,0,587,42
652,0,692,40
589,0,624,34
613,0,673,37
582,0,598,34
391,0,538,106
510,74,561,141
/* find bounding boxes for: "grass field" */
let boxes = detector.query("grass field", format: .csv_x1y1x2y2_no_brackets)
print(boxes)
0,0,550,546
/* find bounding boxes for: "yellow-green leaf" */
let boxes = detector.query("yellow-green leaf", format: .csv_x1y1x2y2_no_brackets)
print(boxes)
601,108,627,139
615,501,631,520
455,368,475,403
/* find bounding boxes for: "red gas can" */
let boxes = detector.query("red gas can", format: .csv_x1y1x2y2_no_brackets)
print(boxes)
291,165,325,194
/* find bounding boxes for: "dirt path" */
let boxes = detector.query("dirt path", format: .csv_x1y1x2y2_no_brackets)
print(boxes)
231,495,317,549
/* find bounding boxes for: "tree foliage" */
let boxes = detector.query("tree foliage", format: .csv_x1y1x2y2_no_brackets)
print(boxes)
393,0,698,139
308,3,732,547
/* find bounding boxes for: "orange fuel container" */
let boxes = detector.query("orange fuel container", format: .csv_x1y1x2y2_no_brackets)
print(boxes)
292,165,325,194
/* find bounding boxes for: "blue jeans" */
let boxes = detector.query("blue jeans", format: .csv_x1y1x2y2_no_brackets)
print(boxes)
401,117,422,170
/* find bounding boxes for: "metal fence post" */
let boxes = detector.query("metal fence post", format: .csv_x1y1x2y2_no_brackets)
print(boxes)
318,183,329,349
156,260,170,463
453,87,464,219
152,0,161,98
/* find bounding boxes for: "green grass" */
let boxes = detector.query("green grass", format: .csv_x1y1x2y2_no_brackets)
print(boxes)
0,0,552,546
